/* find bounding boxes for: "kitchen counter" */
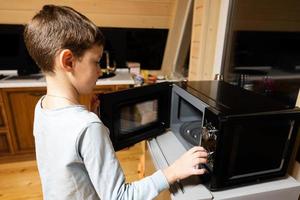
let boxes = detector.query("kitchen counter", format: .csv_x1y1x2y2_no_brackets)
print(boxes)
0,69,134,88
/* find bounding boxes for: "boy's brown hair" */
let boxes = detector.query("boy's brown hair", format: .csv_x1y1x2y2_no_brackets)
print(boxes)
24,5,105,73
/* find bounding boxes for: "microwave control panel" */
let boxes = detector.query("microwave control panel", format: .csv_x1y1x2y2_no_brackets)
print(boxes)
201,122,218,170
200,108,219,171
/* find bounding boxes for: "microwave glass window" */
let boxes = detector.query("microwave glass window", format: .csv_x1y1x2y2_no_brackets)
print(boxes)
226,118,291,179
120,100,158,134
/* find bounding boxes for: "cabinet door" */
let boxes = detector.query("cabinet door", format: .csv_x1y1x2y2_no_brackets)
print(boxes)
3,88,46,152
0,90,13,155
0,132,10,155
115,85,131,91
0,104,5,128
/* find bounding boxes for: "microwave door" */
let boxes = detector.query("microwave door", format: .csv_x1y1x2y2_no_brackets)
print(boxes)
99,82,173,151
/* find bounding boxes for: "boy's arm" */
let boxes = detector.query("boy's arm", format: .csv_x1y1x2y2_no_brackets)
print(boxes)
78,122,169,200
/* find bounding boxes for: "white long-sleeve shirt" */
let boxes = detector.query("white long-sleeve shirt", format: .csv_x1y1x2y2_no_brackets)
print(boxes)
33,98,169,200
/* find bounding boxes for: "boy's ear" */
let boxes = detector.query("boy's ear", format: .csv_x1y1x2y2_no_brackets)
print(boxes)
60,49,75,72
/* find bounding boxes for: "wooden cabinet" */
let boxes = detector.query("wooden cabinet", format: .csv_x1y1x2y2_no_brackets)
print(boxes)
0,85,129,163
0,133,10,155
3,88,46,153
0,90,13,156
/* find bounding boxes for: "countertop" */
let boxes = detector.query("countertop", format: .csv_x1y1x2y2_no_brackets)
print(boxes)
0,69,135,88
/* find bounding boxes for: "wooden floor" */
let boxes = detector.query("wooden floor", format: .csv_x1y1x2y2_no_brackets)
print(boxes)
0,142,145,200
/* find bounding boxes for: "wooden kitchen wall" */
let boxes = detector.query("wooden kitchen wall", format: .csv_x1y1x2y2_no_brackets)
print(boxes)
234,0,300,31
188,0,221,81
0,0,176,28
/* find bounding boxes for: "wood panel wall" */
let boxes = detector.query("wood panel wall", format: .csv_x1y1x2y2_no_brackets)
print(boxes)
234,0,300,31
188,0,221,81
158,0,191,77
0,0,176,28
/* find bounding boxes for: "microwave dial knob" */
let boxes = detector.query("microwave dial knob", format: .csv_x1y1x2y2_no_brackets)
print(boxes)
207,151,214,162
208,129,218,140
202,126,218,141
202,127,209,140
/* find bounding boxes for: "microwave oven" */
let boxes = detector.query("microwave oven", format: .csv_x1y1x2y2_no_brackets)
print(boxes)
98,80,300,190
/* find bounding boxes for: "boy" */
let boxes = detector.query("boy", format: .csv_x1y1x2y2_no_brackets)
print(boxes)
24,5,208,200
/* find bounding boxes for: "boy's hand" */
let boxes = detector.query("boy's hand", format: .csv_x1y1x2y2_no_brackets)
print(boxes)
163,146,208,184
90,94,100,116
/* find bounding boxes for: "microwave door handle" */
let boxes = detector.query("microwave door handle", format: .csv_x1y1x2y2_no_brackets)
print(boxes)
282,120,295,160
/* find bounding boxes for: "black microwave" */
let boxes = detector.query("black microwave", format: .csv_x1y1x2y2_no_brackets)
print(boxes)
99,80,300,190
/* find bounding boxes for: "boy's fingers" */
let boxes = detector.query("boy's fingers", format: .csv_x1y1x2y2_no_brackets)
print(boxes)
193,168,206,175
193,158,207,165
190,146,205,151
190,146,206,153
193,151,208,158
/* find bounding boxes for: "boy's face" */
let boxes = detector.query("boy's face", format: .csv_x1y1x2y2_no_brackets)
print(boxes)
72,45,103,94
